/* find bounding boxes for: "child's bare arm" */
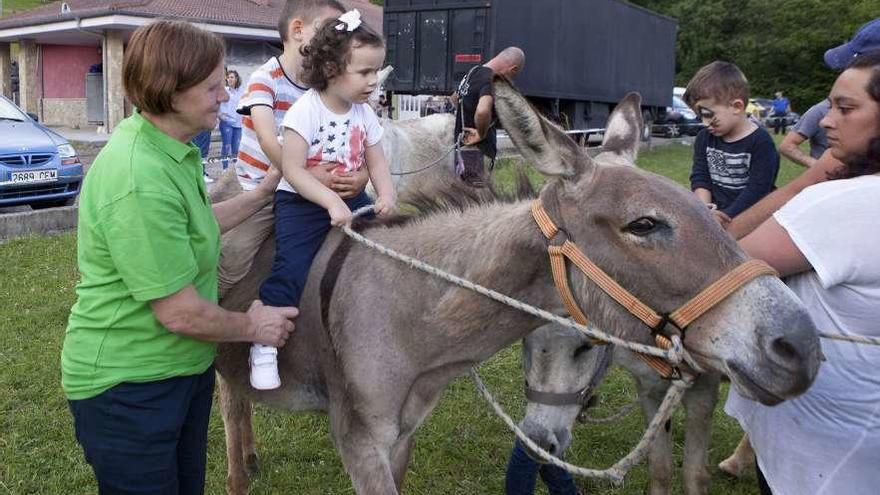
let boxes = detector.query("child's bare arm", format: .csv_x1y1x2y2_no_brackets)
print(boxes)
364,140,396,216
694,188,712,204
282,129,351,224
251,106,283,169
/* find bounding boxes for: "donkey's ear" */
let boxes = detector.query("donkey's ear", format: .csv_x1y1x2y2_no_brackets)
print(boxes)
378,65,394,87
370,66,394,105
492,76,591,179
596,92,643,167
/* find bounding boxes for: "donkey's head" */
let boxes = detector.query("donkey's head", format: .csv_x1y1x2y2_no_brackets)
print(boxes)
520,324,612,458
494,78,821,405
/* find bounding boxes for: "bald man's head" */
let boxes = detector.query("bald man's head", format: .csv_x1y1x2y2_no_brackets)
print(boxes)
488,46,525,77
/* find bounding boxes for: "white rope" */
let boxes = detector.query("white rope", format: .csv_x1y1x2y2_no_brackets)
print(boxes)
340,209,880,354
578,400,639,425
819,332,880,346
470,367,692,484
391,141,458,176
671,334,705,373
338,206,688,362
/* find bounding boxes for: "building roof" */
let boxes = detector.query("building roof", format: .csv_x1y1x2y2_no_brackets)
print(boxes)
0,0,382,33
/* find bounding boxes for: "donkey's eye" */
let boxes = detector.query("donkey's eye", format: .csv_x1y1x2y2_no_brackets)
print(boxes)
625,217,660,236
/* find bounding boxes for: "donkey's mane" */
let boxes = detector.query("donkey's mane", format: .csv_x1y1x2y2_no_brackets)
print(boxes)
356,168,537,231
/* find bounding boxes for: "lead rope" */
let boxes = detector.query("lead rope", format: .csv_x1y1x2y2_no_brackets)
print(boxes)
390,136,461,177
578,400,639,425
390,66,478,178
335,206,697,482
338,206,690,362
471,367,693,484
335,207,879,484
453,65,500,177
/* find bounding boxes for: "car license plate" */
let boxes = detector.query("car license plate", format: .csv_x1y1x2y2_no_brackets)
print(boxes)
9,169,58,184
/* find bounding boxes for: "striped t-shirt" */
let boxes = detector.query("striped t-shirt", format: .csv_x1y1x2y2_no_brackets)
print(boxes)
235,56,308,190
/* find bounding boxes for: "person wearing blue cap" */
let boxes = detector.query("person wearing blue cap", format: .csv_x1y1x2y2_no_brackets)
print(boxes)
725,48,880,495
727,17,880,240
824,18,880,70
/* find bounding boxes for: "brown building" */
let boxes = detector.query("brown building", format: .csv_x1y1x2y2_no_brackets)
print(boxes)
0,0,382,131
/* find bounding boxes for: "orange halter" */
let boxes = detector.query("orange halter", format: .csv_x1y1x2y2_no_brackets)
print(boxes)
532,201,778,378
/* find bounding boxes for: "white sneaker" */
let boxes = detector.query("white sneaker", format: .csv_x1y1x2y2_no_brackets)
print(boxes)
249,344,281,390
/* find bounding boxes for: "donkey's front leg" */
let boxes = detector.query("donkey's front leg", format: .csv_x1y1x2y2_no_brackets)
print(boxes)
330,400,400,495
390,435,415,491
217,375,253,495
681,373,720,495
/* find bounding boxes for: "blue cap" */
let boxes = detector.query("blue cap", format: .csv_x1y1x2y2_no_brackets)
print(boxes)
825,18,880,70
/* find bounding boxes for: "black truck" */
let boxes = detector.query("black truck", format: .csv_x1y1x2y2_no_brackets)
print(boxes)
383,0,678,138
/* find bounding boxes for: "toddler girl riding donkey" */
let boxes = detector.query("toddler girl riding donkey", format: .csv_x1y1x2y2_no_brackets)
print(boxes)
250,9,396,389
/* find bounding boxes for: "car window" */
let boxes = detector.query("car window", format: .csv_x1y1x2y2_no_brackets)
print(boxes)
0,98,27,121
672,95,689,110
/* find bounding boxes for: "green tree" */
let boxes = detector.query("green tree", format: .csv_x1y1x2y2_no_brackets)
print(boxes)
630,0,879,110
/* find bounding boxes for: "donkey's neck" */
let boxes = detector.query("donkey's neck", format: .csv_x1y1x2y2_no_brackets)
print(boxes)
376,200,563,363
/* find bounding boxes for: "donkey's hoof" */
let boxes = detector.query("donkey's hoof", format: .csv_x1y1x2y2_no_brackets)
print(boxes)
226,476,249,495
246,453,260,476
718,457,748,478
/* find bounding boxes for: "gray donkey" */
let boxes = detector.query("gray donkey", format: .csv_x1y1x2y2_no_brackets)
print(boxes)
521,325,722,495
214,78,821,495
210,112,457,203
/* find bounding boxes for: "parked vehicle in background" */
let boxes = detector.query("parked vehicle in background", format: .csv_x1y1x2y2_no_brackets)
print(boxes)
653,95,703,137
747,97,772,121
765,110,800,131
383,0,677,139
0,95,83,209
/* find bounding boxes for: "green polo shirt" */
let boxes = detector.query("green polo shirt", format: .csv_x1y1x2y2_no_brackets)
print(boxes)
61,111,220,400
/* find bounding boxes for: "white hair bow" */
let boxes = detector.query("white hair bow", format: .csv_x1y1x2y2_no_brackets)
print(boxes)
335,9,362,32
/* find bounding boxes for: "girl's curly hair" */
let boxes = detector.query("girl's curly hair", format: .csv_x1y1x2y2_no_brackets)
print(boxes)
300,16,384,91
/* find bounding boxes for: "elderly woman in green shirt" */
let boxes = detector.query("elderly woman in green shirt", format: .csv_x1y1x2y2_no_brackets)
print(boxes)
62,20,297,494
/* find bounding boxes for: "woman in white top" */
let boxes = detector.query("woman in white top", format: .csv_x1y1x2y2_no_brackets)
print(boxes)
726,50,880,495
219,69,244,169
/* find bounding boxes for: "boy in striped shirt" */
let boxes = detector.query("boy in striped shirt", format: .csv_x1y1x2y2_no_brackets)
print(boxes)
219,0,368,296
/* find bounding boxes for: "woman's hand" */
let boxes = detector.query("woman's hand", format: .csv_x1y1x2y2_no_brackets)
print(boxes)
307,161,338,188
255,167,282,199
245,300,298,347
328,201,353,226
373,194,397,217
331,167,370,199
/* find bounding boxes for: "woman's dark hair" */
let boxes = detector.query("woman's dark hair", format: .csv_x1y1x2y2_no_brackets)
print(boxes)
300,15,384,91
830,49,880,179
226,70,242,89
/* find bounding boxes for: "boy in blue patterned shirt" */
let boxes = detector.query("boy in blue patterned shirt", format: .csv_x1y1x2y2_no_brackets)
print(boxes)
684,61,779,226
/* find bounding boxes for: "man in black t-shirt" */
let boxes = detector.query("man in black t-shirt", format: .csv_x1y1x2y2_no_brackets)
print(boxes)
452,47,525,186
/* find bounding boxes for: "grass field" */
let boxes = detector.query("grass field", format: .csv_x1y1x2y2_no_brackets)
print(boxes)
1,0,43,16
0,137,806,494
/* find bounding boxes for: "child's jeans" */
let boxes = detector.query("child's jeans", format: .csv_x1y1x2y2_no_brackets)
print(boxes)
505,440,579,495
259,190,372,308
